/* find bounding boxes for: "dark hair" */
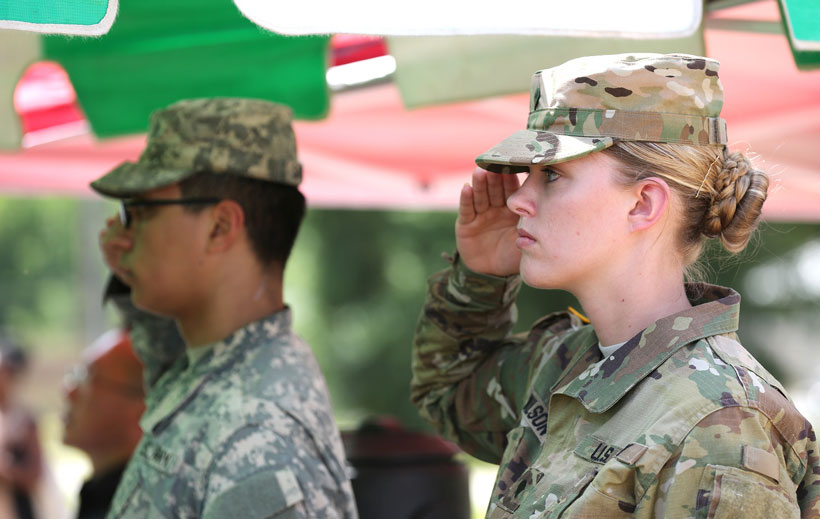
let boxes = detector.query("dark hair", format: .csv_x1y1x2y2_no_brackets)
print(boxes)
0,335,28,374
178,172,306,269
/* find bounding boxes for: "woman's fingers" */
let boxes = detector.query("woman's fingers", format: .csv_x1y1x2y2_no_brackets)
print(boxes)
457,183,476,224
503,172,521,200
486,170,506,207
471,169,490,213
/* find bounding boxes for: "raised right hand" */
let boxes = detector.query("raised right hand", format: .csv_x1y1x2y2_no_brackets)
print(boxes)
99,215,135,285
455,168,522,277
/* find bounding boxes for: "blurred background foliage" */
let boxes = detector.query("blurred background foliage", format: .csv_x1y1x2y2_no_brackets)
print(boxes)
1,197,818,431
1,195,819,514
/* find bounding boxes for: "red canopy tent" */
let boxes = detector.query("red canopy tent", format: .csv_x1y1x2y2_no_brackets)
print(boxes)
2,5,819,219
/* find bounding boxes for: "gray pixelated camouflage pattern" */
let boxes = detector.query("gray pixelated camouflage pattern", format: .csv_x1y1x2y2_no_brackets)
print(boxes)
91,98,303,198
476,53,729,174
411,256,819,518
108,309,357,519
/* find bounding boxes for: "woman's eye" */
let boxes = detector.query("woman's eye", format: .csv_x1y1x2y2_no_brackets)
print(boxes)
542,169,560,183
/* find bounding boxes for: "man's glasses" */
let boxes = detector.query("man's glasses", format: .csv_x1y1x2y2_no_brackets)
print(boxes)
119,198,222,229
63,364,145,399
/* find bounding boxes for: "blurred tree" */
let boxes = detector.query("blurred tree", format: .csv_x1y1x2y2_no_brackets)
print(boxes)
0,198,81,348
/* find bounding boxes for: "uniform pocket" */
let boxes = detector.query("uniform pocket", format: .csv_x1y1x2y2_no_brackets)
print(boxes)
701,465,799,519
558,467,637,519
489,425,541,514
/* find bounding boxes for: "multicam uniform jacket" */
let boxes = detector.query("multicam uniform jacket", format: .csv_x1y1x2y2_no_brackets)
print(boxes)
412,256,820,518
108,308,357,519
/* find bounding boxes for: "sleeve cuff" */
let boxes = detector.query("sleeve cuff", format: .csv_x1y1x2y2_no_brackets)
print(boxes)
446,251,521,308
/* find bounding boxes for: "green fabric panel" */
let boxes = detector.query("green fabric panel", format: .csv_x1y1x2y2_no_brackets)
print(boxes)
41,0,329,137
388,31,704,108
0,0,108,25
778,0,820,70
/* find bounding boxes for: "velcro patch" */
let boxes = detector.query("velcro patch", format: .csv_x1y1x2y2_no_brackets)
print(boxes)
521,392,549,443
142,440,182,474
742,445,780,483
275,469,304,508
203,468,305,519
574,435,623,465
616,443,648,465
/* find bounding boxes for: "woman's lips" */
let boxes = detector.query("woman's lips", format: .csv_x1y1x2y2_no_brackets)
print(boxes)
516,228,536,248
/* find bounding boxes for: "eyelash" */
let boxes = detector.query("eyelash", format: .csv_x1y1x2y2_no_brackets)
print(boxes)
541,168,560,183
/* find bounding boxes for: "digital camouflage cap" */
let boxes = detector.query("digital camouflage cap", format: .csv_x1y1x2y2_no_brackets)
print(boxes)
91,98,303,198
475,53,729,174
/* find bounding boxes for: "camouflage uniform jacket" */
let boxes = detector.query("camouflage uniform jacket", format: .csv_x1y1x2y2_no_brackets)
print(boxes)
412,257,820,518
108,308,358,519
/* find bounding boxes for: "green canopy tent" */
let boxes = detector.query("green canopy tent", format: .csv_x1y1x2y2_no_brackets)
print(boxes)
0,0,117,35
778,0,820,69
1,0,331,149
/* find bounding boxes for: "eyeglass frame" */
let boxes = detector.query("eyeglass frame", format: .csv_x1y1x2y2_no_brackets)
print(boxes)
119,197,223,229
63,364,145,399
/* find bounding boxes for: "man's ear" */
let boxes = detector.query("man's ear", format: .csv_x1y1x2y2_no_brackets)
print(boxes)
627,177,671,233
206,200,245,253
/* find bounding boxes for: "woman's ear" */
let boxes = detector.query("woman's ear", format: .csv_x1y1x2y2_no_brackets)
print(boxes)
627,177,671,233
206,200,245,253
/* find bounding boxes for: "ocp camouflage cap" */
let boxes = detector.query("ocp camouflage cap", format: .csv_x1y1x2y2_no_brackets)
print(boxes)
476,53,728,173
91,98,302,198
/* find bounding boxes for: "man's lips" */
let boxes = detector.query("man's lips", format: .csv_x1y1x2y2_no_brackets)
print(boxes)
516,228,536,248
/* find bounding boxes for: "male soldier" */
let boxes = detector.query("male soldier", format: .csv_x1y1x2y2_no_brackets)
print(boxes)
62,329,145,519
94,98,357,519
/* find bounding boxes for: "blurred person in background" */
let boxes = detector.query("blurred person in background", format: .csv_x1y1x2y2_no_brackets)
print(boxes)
0,336,40,519
0,336,64,519
62,328,144,519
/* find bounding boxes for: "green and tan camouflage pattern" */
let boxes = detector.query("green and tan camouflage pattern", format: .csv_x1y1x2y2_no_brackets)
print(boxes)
411,256,819,518
109,307,358,519
91,98,303,198
476,53,728,174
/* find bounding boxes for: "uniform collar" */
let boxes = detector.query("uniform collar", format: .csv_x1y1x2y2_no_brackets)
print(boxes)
140,308,293,433
553,284,740,413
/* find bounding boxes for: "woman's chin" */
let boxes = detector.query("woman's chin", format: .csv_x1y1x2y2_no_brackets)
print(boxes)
520,269,559,290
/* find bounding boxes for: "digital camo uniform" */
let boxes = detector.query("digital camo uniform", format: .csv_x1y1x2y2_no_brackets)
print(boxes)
413,54,819,519
108,308,356,519
91,98,357,519
412,257,819,518
90,97,303,198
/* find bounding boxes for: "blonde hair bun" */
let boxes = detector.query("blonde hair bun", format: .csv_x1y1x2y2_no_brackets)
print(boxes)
603,142,769,268
702,151,769,253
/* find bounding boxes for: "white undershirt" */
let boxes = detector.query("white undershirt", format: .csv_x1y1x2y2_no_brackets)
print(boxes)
598,340,627,358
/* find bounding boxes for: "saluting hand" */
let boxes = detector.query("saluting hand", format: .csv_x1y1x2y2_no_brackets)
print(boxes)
456,168,522,277
99,215,135,285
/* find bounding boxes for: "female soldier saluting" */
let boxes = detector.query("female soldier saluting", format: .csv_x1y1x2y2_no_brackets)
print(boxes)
411,53,819,518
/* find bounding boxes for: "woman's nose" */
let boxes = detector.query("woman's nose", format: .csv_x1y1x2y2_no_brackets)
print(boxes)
507,176,534,216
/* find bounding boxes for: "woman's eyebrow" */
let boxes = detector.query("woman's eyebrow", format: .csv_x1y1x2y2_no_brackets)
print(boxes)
546,164,569,175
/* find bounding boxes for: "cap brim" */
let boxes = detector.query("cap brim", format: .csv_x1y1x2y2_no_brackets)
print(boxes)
90,161,196,198
475,130,614,173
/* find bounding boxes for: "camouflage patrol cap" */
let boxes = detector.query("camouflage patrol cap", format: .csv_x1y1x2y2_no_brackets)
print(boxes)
90,98,302,197
476,53,728,173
